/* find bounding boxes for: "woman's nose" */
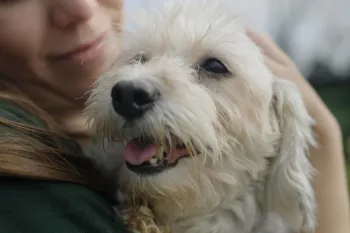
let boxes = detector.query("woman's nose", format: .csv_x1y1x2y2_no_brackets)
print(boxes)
51,0,97,28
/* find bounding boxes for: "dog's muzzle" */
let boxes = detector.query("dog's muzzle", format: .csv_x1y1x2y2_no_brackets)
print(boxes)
110,80,197,175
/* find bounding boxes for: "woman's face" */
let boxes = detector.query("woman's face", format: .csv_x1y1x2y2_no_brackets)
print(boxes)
0,0,123,99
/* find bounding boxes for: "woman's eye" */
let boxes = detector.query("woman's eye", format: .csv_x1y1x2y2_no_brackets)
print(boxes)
200,57,230,74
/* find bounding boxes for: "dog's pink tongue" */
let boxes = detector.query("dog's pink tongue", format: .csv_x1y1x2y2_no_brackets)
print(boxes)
124,139,157,165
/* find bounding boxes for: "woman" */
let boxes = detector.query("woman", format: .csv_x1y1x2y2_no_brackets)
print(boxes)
0,1,348,232
0,1,127,232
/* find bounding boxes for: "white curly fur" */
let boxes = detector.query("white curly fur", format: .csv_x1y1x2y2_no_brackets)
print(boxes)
85,1,317,232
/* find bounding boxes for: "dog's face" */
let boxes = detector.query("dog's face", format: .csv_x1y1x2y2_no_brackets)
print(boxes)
86,1,316,230
88,0,274,188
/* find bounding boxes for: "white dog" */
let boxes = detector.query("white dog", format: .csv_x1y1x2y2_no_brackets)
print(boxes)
86,1,317,232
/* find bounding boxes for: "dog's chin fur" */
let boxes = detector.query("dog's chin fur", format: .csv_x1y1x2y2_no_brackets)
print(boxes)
85,1,317,232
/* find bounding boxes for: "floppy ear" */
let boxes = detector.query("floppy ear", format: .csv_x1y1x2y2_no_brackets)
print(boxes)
265,79,317,233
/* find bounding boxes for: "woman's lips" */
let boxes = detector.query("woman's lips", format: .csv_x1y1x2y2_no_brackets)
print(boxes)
49,31,110,65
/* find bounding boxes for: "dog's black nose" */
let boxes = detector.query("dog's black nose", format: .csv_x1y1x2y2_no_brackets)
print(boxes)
111,80,160,120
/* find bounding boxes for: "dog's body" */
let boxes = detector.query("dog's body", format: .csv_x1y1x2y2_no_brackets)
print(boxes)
86,1,317,232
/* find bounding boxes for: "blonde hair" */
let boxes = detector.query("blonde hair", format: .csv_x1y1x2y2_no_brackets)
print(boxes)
0,81,114,198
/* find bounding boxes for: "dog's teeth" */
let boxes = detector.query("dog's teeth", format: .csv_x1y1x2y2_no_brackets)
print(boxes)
149,158,158,165
155,146,164,160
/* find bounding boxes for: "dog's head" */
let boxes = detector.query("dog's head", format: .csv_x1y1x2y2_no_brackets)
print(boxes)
86,0,316,230
87,0,274,192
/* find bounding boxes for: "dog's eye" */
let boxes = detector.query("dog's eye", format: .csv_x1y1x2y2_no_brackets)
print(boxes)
200,58,229,74
130,53,149,64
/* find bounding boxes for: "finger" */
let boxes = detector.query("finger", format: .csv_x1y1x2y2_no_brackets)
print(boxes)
245,27,292,65
263,55,287,79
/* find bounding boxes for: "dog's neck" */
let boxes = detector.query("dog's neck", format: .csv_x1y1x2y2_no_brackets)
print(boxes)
120,112,281,232
149,147,272,225
151,171,268,233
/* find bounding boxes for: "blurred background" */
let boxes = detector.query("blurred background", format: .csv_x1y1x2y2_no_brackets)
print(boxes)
124,0,350,186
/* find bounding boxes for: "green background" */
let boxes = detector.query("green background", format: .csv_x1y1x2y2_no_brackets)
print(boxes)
313,80,350,189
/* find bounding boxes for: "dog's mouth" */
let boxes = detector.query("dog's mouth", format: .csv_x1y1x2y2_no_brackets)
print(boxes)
123,136,194,175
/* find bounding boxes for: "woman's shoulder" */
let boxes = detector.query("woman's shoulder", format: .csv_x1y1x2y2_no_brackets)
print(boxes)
0,99,128,233
0,177,127,233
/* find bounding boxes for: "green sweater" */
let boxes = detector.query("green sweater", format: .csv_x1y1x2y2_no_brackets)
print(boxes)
0,100,128,233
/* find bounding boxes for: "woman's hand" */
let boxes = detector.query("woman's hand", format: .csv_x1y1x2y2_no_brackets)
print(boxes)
246,27,339,137
246,27,350,233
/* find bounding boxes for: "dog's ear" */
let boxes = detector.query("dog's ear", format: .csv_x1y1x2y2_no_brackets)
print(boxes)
265,79,317,233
